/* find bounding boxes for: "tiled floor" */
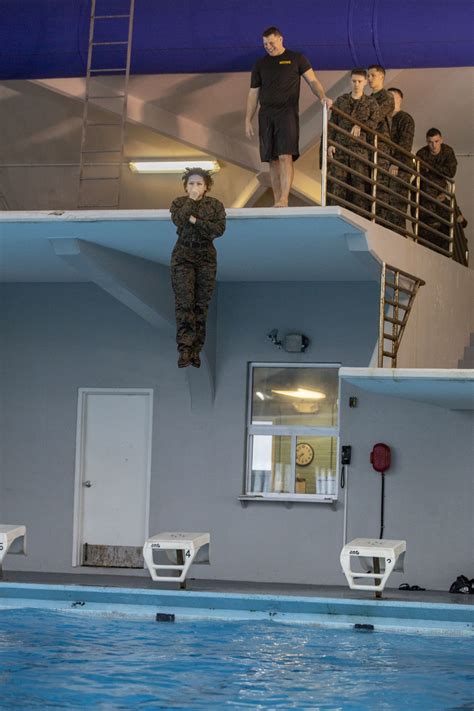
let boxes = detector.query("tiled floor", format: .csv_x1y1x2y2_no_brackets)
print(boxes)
2,570,472,605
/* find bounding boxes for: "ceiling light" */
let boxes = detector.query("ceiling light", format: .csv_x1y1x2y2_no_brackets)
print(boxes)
256,391,265,401
272,388,326,400
129,160,220,174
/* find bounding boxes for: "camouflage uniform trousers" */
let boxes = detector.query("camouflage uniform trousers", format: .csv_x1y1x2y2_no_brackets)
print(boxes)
374,141,392,224
414,144,456,252
171,244,216,353
388,168,412,230
417,193,452,251
328,150,372,216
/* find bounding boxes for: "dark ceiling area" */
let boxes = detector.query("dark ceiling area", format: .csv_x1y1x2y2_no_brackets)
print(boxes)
1,0,473,80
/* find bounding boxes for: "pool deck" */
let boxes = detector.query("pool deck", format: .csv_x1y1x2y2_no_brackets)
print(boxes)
1,572,473,635
2,570,472,606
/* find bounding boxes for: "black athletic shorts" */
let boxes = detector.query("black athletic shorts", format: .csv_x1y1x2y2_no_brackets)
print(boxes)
258,107,300,162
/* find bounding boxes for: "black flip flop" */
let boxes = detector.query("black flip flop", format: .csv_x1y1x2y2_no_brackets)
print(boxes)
399,583,426,591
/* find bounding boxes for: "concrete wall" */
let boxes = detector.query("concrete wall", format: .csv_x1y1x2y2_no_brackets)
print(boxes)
1,280,378,583
339,382,474,591
2,281,471,589
454,156,473,266
362,223,474,368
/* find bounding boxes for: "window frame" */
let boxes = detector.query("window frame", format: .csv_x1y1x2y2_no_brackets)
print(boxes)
243,362,340,503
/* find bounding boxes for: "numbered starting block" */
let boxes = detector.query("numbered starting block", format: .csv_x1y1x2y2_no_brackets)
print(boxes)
143,532,210,588
0,525,27,578
340,538,406,597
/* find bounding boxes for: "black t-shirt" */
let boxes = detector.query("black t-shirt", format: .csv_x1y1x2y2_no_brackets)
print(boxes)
250,50,312,110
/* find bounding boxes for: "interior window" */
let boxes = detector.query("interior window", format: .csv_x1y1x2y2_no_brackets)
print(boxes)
246,365,339,499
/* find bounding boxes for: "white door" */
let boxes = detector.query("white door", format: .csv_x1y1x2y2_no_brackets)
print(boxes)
73,388,153,566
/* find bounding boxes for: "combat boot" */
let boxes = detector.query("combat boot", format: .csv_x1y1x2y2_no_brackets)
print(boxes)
177,349,192,368
190,351,201,368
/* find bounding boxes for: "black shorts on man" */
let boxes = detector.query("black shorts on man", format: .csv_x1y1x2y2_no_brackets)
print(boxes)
258,107,299,162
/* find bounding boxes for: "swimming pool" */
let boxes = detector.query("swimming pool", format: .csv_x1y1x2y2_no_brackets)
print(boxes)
0,584,473,709
1,608,473,710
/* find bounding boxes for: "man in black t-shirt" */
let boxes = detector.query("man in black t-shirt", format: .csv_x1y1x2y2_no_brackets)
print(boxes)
245,26,332,207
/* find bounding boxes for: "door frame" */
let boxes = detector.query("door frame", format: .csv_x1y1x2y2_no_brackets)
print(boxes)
72,387,154,567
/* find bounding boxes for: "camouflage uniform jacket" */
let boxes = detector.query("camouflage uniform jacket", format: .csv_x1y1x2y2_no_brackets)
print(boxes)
371,89,395,138
390,110,415,167
170,195,226,250
328,93,381,153
416,144,457,193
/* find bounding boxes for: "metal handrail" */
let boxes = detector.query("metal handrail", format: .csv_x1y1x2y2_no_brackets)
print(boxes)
321,104,460,261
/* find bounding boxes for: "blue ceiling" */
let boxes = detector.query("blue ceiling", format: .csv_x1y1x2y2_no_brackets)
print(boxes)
1,0,473,80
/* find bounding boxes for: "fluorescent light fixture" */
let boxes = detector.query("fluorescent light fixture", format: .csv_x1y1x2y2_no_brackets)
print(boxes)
256,391,265,401
129,160,220,174
272,388,326,401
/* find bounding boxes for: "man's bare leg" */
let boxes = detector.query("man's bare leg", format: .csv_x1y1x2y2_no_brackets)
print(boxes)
274,154,293,207
269,159,282,205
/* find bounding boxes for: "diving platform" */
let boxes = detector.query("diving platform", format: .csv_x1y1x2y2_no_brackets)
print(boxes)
340,368,474,410
1,207,472,383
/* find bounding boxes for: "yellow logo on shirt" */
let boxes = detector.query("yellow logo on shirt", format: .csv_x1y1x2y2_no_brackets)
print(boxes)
279,60,292,64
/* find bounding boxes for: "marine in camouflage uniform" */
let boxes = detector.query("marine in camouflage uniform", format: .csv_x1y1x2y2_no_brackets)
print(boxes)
170,169,226,368
327,73,381,216
415,131,457,252
387,88,415,230
368,66,395,223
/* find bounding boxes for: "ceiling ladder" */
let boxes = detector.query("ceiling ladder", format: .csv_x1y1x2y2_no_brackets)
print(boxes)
378,263,426,367
78,0,136,209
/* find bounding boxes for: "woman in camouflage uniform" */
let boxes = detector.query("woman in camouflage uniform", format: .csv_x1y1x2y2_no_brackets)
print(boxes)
170,168,226,368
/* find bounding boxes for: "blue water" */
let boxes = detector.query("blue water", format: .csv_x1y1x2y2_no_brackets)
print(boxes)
0,609,473,710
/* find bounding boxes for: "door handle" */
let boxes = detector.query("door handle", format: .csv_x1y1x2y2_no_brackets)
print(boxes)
83,480,92,488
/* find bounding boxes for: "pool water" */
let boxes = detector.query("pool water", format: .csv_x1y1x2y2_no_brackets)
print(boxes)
0,609,472,710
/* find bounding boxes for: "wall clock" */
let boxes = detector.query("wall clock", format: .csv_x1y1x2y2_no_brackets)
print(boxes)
296,442,314,466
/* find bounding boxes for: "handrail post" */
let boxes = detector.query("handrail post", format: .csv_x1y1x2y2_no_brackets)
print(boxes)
448,180,455,259
321,101,329,207
413,159,421,242
371,135,378,222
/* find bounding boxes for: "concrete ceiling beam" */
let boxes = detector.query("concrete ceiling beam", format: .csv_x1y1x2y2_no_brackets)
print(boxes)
33,78,262,173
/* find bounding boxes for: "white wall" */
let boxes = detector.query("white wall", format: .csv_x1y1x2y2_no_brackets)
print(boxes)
1,280,378,583
339,382,474,591
3,280,471,589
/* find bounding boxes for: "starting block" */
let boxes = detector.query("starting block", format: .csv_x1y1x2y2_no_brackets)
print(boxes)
143,532,210,588
0,525,27,578
340,538,406,596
